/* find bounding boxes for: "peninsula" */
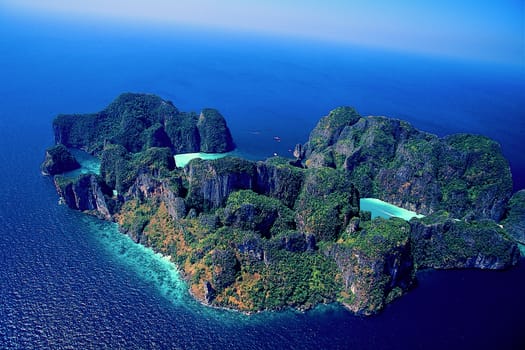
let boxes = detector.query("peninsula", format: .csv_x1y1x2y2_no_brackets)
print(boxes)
43,93,522,315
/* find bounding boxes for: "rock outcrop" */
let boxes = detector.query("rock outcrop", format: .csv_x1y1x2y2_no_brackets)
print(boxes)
295,167,360,241
254,158,305,208
53,93,235,155
302,107,513,221
43,99,522,316
502,190,525,244
100,145,176,195
197,108,235,153
410,212,520,269
41,144,80,175
185,157,257,211
326,218,414,315
54,174,112,220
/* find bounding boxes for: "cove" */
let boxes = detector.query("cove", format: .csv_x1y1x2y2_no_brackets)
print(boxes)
63,149,101,177
174,152,234,168
360,198,424,221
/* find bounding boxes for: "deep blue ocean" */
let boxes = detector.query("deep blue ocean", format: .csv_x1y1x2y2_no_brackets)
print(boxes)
1,12,525,349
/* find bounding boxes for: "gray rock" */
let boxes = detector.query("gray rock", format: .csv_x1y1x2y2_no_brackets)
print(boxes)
54,174,112,220
410,214,520,270
41,144,80,175
185,157,256,211
203,281,216,304
502,190,525,244
303,112,513,221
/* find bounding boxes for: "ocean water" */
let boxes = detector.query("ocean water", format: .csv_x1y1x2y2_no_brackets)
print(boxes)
1,12,525,349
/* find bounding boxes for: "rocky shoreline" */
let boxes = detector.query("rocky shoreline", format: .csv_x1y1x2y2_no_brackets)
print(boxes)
43,93,523,315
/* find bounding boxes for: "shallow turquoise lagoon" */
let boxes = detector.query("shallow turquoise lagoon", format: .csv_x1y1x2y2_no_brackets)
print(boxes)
360,198,425,221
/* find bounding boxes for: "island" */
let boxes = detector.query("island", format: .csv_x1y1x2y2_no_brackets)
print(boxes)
42,93,522,315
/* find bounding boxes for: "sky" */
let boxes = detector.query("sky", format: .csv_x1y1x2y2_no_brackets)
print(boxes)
1,0,524,66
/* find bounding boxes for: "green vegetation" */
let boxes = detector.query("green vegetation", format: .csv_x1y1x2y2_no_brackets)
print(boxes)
295,167,359,241
197,109,235,152
221,190,295,238
100,144,134,193
164,111,200,153
232,250,341,311
132,147,176,174
502,190,525,244
410,213,518,269
307,106,361,150
41,144,80,175
439,134,512,219
327,217,414,314
305,114,512,221
118,199,156,241
53,93,234,155
46,100,520,315
339,217,411,258
100,144,176,194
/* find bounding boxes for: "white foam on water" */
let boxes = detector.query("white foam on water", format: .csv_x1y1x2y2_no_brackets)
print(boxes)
87,220,188,305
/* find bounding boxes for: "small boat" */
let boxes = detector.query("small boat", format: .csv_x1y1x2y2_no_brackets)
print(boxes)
273,136,281,142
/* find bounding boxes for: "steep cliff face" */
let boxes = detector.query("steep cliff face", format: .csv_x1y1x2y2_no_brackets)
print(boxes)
100,145,176,195
185,157,257,211
126,172,186,221
184,156,309,213
410,212,520,269
326,217,414,315
219,190,295,238
53,93,235,155
294,167,360,241
54,174,112,220
305,106,361,159
254,158,305,208
197,109,235,153
303,108,512,221
502,190,525,244
44,101,522,316
41,144,80,175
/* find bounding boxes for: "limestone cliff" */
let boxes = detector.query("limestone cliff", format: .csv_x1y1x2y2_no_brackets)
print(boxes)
410,212,520,269
326,218,414,315
43,100,521,315
53,93,234,155
502,190,525,245
54,174,112,220
41,144,80,175
302,107,513,221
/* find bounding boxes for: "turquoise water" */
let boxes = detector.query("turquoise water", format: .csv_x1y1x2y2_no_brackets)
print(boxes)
174,152,234,168
62,149,101,177
88,220,188,306
360,198,425,221
1,11,524,350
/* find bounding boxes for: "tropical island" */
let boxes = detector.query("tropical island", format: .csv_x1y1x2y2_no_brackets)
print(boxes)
42,93,523,315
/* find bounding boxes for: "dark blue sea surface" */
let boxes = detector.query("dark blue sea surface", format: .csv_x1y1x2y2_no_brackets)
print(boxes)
1,13,525,349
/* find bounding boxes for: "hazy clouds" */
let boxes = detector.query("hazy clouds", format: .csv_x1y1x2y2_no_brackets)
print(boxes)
2,0,523,65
